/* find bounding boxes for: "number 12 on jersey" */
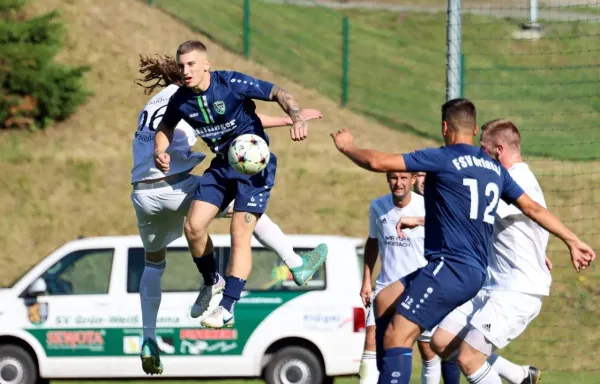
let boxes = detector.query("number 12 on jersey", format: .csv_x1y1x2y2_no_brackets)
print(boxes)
463,178,500,224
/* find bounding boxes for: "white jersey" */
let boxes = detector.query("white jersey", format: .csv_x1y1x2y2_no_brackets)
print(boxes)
369,192,427,291
131,85,206,183
485,162,551,296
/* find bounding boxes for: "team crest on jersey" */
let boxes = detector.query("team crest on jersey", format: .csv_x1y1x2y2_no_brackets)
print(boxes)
27,302,49,325
213,101,226,115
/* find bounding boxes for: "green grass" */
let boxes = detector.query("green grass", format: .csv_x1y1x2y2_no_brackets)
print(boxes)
153,0,600,161
49,369,600,383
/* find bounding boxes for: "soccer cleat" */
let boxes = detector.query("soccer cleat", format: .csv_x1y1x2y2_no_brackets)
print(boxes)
521,366,541,384
200,305,235,329
140,338,163,375
289,243,328,286
190,274,225,318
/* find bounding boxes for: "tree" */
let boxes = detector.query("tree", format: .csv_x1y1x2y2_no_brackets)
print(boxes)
0,0,90,129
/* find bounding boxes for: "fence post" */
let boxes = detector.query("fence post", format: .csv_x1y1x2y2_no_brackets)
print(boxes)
341,16,349,107
243,0,251,58
460,53,465,97
446,0,462,101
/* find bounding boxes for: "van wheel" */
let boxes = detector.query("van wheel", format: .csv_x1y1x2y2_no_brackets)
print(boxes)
0,345,38,384
264,346,324,384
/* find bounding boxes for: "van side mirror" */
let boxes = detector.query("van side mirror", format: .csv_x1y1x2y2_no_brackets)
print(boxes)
27,278,47,296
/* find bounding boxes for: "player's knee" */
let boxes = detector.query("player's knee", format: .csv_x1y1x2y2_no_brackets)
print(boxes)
184,219,207,241
364,325,377,351
145,249,166,263
418,341,437,361
430,332,449,357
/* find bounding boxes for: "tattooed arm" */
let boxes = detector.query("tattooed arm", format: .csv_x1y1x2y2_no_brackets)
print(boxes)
269,85,308,141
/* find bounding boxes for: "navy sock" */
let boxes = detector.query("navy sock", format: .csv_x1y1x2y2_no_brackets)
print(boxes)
375,314,393,371
441,359,461,384
378,347,412,384
192,253,218,286
219,276,246,312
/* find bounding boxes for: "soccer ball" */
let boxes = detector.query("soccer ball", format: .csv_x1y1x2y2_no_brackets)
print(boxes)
227,134,270,175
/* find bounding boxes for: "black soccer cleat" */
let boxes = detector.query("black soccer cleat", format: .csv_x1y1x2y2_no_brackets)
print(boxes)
520,366,541,384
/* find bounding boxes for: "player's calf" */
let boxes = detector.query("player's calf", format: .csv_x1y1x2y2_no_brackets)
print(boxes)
359,325,378,384
202,211,258,328
457,330,501,384
418,341,442,384
430,326,466,360
377,314,421,384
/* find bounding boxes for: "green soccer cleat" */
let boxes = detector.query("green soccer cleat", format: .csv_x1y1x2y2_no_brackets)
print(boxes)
290,243,328,286
140,338,163,375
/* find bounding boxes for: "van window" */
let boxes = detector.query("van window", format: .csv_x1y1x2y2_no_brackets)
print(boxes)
222,247,326,291
127,246,325,293
127,247,229,293
39,249,114,295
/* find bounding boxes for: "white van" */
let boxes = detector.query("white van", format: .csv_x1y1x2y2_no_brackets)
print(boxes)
0,234,366,384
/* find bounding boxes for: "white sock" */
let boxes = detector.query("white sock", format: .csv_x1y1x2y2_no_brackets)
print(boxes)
359,350,379,384
254,214,303,268
140,260,165,341
466,362,502,384
421,355,442,384
488,354,528,384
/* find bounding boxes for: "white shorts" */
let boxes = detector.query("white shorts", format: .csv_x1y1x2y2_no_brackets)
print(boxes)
365,286,438,342
439,289,543,351
131,175,198,252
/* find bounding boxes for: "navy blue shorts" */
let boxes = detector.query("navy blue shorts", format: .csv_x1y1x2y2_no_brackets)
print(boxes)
193,153,277,215
395,256,485,331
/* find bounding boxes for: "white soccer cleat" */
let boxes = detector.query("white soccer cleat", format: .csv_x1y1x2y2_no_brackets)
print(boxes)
200,305,235,329
190,274,225,319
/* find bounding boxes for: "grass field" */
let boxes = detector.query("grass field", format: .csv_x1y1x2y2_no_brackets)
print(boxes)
1,0,599,382
50,370,600,383
155,0,600,161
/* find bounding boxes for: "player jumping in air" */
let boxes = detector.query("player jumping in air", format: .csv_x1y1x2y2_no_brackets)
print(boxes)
132,53,326,375
359,171,460,384
331,98,595,384
154,40,327,330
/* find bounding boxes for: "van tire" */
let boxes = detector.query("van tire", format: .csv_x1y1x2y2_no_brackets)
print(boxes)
0,345,38,384
264,346,324,384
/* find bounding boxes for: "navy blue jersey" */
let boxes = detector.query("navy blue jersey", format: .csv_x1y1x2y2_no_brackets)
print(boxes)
161,71,274,154
402,144,524,272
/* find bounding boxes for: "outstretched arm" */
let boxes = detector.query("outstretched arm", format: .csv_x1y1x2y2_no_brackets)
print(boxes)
330,129,407,172
257,109,322,129
269,86,307,141
513,193,595,271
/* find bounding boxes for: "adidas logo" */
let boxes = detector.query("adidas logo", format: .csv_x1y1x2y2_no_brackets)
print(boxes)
482,324,492,331
380,218,387,224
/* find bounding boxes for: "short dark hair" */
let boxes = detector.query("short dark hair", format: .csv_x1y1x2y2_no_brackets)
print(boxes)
441,98,477,133
176,40,207,57
481,118,521,149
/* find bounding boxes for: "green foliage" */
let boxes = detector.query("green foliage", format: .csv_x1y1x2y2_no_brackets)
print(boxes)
0,0,90,129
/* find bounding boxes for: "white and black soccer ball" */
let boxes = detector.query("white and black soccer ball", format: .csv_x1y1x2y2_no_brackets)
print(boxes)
227,134,270,175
